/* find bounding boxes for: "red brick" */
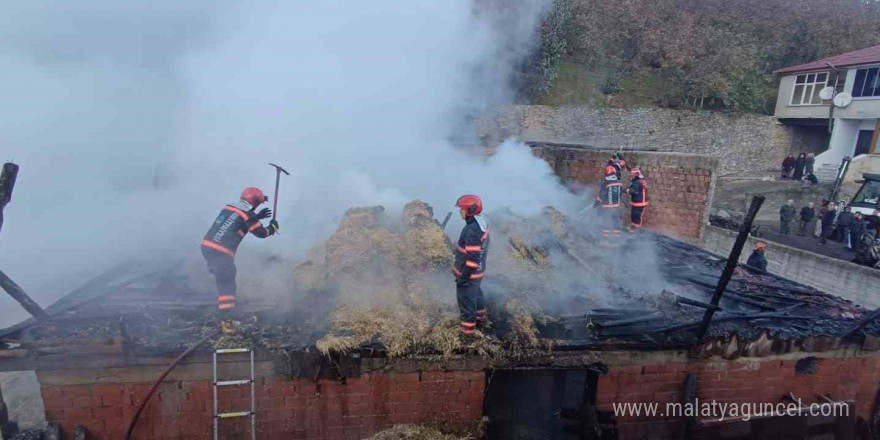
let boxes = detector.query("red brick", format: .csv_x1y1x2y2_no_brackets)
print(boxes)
44,409,64,422
93,405,122,420
44,396,74,411
344,380,372,394
71,396,95,409
61,386,92,397
613,365,645,375
63,408,94,422
257,396,285,409
345,402,373,416
285,397,308,408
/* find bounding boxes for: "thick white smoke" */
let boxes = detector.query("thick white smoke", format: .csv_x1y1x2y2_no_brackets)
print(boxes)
0,1,589,327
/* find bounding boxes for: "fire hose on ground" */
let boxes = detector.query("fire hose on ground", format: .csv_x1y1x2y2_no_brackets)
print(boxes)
124,330,219,440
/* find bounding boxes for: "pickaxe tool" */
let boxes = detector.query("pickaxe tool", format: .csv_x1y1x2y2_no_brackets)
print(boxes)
268,163,290,222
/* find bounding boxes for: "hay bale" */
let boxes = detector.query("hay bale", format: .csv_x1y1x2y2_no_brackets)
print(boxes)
401,200,436,230
325,206,398,277
402,226,452,271
366,425,470,440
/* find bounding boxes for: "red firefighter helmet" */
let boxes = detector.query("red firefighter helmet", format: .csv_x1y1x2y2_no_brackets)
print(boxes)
605,165,616,176
455,194,483,216
240,187,268,207
629,167,643,179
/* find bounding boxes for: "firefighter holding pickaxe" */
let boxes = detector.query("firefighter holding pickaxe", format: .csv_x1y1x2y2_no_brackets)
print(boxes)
200,163,289,334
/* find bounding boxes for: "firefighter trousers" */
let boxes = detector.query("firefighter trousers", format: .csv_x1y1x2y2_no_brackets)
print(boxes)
202,247,237,318
456,279,486,334
631,207,645,228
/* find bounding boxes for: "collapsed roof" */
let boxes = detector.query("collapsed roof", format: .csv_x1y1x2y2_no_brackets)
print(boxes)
0,201,876,367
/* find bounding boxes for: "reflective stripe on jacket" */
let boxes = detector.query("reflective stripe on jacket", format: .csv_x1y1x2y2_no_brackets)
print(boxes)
201,200,271,256
629,178,648,208
453,215,490,280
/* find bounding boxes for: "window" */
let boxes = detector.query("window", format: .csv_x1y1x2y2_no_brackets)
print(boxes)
791,72,828,105
852,66,880,98
852,180,880,208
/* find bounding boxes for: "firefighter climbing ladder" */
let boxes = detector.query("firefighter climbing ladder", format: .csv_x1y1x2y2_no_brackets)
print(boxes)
213,348,257,440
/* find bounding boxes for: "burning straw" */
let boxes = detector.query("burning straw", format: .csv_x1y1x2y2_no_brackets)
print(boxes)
311,200,566,360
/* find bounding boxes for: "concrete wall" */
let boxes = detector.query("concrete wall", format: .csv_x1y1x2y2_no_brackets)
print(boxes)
817,118,879,168
477,105,793,176
533,146,718,239
37,363,484,440
700,225,880,308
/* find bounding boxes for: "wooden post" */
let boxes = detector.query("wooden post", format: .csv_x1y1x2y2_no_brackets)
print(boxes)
696,195,765,340
0,383,9,440
0,163,50,321
0,270,49,321
0,162,19,236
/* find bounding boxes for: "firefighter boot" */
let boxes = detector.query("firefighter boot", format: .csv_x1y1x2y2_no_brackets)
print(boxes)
220,319,237,335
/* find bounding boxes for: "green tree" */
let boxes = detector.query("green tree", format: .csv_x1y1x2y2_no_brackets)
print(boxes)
519,0,573,101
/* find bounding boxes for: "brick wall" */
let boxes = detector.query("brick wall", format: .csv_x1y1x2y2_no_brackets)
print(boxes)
532,146,718,239
39,370,484,440
476,105,804,176
596,356,879,440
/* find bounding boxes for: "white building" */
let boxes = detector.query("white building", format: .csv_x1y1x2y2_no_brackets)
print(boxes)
774,44,880,178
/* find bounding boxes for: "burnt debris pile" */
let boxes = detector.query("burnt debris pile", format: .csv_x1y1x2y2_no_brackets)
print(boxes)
0,202,876,361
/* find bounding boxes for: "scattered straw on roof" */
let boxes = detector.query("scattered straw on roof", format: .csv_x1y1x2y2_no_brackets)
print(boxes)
365,424,473,440
312,201,572,360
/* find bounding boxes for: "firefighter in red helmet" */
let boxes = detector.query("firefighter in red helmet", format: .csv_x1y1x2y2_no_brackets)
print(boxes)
626,167,648,230
452,195,490,337
596,161,623,238
201,187,280,333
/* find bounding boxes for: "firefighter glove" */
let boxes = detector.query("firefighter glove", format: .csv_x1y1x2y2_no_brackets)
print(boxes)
255,208,272,220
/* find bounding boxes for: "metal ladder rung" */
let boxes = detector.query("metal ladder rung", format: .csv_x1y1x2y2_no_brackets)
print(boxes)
216,348,251,354
216,379,252,386
217,411,253,419
214,348,256,440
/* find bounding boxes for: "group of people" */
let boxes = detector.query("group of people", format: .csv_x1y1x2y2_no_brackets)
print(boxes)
594,153,649,234
200,187,493,338
203,156,651,338
753,203,880,272
778,199,880,249
781,153,818,184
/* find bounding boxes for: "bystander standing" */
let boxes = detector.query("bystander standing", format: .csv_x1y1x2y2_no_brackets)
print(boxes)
850,213,866,251
779,200,795,235
798,202,815,236
815,201,830,238
782,155,795,179
819,202,836,245
837,207,855,248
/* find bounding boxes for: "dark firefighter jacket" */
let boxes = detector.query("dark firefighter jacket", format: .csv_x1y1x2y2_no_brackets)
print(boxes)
746,251,768,272
453,215,490,281
628,178,648,207
597,180,622,208
201,200,272,257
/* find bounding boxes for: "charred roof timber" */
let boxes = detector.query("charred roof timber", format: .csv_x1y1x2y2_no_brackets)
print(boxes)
1,201,879,370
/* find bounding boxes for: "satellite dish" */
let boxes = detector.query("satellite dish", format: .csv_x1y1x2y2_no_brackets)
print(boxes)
819,86,835,100
833,92,853,108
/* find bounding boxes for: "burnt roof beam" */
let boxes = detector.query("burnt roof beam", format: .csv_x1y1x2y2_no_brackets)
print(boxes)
696,195,765,340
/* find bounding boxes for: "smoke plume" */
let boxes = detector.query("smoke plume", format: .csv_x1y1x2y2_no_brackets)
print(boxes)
0,1,599,327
